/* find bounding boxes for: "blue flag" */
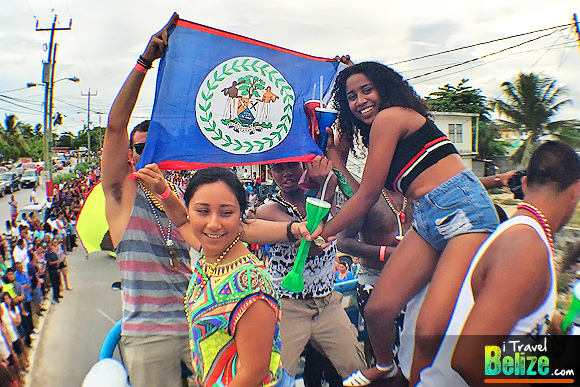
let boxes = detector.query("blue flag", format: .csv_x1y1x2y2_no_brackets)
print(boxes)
136,18,343,170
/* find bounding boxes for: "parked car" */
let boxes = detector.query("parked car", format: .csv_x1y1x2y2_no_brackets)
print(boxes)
20,169,39,188
23,162,44,173
16,203,50,224
0,181,9,197
0,172,20,194
10,166,24,178
53,155,70,167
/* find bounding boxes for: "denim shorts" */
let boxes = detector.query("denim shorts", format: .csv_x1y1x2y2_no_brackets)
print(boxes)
411,169,498,251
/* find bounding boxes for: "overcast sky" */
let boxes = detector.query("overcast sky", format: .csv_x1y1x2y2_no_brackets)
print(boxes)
1,0,579,136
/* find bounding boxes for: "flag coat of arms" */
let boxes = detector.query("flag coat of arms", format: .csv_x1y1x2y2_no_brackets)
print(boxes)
136,18,344,170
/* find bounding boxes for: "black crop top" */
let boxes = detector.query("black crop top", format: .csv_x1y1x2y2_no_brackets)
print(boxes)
384,118,458,193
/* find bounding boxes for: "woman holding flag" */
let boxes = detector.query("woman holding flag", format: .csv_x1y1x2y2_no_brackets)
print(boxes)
320,62,499,385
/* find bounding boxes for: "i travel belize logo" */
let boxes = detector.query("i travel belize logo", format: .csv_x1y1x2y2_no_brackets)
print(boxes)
196,57,295,154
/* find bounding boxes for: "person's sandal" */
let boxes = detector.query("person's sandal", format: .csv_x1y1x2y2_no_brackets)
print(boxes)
342,361,398,386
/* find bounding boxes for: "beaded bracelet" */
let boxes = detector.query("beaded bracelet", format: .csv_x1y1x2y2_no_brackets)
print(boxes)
137,55,153,69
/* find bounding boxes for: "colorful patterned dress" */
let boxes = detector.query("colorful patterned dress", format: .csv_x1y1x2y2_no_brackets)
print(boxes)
185,254,283,386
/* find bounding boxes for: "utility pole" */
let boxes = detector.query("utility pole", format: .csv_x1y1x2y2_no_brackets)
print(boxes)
81,89,97,150
95,111,107,150
36,14,72,198
574,13,580,57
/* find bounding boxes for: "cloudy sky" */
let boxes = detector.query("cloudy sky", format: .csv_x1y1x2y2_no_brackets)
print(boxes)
1,0,579,135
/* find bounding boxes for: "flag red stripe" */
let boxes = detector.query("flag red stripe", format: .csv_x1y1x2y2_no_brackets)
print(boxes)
175,19,333,62
157,153,319,170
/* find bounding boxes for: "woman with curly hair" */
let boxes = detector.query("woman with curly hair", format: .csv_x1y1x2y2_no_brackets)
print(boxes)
320,62,499,386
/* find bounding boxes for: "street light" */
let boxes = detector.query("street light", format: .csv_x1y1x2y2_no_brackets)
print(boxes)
27,76,80,197
27,77,79,88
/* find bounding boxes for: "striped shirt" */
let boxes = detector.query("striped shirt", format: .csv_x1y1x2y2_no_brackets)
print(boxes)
116,186,192,337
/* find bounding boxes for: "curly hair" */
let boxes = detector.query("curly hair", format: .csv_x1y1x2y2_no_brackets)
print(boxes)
333,62,430,149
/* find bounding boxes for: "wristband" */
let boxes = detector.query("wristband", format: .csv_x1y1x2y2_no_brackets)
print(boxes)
137,55,153,69
379,245,386,261
159,185,171,200
286,220,300,243
134,63,147,73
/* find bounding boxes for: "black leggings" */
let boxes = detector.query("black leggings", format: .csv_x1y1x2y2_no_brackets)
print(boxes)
48,270,61,300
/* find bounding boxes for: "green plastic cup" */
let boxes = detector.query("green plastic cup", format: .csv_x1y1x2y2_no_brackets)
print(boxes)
281,197,331,293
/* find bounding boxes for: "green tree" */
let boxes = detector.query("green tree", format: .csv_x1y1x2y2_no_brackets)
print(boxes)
72,126,104,151
0,115,30,161
237,75,265,98
492,72,573,164
56,131,75,148
425,79,507,158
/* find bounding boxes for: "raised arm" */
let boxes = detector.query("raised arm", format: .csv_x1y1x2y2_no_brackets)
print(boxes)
321,108,410,239
102,12,179,198
136,164,319,249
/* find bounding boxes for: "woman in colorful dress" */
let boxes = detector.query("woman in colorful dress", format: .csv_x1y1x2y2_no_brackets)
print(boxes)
186,167,297,386
136,165,297,386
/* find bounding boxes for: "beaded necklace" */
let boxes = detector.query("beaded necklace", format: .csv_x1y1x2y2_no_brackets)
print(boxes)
186,233,241,304
140,181,179,212
139,182,180,267
276,192,305,221
381,189,408,242
517,202,554,254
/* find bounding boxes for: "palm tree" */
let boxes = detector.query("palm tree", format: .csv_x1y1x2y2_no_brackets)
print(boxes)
492,72,573,164
0,115,30,161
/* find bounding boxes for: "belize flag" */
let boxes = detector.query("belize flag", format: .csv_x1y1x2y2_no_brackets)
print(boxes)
136,17,345,170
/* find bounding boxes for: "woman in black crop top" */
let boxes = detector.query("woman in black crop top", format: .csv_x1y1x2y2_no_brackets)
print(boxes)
321,62,499,386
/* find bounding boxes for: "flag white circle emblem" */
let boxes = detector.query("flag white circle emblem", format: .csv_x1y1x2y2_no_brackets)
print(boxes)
196,57,295,154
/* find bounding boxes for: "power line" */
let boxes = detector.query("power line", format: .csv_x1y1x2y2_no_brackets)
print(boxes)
0,96,45,114
405,28,562,81
388,22,575,66
400,40,576,74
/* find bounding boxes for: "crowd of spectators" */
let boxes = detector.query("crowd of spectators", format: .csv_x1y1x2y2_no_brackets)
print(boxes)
0,163,100,385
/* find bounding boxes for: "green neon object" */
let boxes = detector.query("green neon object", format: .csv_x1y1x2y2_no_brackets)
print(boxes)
281,197,331,293
562,280,580,333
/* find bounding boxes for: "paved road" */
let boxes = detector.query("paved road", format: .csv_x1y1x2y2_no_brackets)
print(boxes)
28,249,122,386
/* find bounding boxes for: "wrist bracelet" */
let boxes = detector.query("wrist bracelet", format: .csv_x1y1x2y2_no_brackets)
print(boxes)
159,185,171,200
493,176,502,187
379,245,386,261
286,220,300,243
134,63,147,73
138,55,153,69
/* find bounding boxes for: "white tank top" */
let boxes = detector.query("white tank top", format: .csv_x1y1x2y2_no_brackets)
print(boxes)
418,215,556,387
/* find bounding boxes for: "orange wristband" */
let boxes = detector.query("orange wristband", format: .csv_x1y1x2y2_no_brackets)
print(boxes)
159,185,171,200
379,245,386,261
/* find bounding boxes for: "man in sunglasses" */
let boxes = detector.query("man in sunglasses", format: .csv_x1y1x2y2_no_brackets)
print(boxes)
101,15,194,387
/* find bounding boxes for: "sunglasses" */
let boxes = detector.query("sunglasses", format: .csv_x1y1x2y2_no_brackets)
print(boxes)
133,143,146,155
